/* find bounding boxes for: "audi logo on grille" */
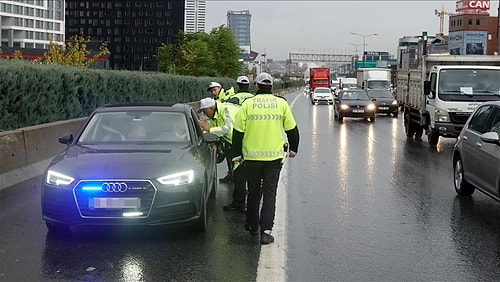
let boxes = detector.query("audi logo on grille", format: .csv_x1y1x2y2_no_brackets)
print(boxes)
101,182,128,192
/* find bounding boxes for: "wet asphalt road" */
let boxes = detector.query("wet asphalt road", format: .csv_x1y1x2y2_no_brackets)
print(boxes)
1,89,499,281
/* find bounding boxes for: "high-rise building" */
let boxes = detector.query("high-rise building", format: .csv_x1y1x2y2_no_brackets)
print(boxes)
185,0,205,33
227,10,252,61
65,1,185,71
0,0,65,49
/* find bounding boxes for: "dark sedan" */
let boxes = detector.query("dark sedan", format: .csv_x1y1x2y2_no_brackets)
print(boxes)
41,103,219,234
366,89,398,117
334,89,376,122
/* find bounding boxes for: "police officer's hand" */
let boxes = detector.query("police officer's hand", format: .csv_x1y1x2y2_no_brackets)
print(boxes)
288,151,297,158
232,155,242,163
198,119,210,132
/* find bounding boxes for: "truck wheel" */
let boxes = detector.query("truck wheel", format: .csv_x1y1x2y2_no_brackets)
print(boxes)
404,113,416,138
428,128,439,146
415,126,423,139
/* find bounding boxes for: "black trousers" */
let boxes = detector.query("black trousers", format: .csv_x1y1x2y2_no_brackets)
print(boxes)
232,163,247,204
244,159,283,231
224,141,234,177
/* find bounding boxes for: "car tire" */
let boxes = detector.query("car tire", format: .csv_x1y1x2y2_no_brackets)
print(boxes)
392,112,399,118
428,128,439,146
337,114,343,122
454,157,475,196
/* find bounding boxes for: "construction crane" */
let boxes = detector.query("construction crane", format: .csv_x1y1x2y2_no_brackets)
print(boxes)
435,4,452,34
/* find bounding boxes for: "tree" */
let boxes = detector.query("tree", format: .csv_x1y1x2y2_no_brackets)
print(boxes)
208,26,242,78
156,26,242,78
43,35,110,68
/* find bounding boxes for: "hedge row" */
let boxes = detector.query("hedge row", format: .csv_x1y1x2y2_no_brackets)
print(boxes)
0,59,297,131
0,60,233,131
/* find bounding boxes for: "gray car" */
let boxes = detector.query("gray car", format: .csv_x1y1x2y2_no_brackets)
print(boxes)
453,101,500,201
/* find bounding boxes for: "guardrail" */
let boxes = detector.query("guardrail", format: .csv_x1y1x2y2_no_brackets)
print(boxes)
0,88,300,191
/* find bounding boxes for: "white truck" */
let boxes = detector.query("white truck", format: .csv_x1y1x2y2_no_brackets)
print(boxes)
356,68,392,90
396,54,500,145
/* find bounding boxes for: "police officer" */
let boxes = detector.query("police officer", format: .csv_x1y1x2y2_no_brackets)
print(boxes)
226,75,255,106
198,97,247,212
207,82,235,102
232,72,300,245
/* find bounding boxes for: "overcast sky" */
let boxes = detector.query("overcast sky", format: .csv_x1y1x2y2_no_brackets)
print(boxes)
205,1,500,60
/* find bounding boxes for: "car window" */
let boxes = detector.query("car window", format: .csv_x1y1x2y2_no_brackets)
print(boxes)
315,88,330,94
342,91,368,100
367,90,392,98
486,107,500,135
78,111,190,143
467,105,493,134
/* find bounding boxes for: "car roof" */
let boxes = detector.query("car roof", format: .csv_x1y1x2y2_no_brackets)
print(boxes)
95,102,190,113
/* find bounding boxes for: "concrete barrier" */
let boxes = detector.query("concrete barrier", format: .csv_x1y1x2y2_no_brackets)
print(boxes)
0,118,85,190
0,88,299,191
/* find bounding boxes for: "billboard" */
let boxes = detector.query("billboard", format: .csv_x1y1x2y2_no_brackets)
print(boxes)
448,30,487,55
456,0,490,13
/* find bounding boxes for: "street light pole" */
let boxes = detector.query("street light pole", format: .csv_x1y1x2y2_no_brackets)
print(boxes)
351,32,378,67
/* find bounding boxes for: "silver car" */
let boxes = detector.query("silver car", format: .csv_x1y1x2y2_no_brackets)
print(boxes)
453,101,500,201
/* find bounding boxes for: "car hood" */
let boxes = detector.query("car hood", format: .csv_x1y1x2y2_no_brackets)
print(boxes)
48,144,201,180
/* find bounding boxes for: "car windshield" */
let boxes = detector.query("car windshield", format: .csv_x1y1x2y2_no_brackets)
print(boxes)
342,91,369,100
367,89,393,98
315,88,331,94
78,111,190,143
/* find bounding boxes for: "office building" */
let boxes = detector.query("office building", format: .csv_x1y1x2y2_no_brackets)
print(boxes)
65,0,185,71
227,10,252,61
184,0,205,33
0,0,65,49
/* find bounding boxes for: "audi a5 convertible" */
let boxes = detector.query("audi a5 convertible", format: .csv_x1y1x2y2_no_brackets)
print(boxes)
41,103,219,233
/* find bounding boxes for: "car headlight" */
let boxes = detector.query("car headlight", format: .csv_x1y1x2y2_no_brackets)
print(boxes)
340,104,349,110
367,103,376,111
46,170,75,186
157,170,194,186
392,100,398,105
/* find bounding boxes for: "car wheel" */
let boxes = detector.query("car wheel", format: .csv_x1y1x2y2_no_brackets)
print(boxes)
428,128,439,146
337,114,343,122
370,116,376,122
454,157,475,196
46,222,71,235
392,112,399,118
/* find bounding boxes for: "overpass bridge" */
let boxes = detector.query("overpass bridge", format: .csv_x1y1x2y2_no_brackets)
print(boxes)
287,52,355,77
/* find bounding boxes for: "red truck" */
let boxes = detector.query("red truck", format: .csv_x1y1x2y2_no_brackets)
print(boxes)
309,67,331,93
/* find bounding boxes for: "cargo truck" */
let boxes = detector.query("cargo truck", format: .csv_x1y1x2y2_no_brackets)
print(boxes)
396,54,500,145
309,67,331,93
356,68,391,90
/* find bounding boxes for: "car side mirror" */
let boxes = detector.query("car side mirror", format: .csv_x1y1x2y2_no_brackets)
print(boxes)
58,133,74,145
202,132,219,144
480,132,500,144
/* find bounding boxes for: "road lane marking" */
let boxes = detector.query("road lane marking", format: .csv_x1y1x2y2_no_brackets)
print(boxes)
256,92,300,282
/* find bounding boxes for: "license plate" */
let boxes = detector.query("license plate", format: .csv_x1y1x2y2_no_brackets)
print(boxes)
352,109,364,113
91,198,141,209
379,107,389,110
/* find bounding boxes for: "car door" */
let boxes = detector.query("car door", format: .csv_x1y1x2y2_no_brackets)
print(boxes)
461,105,498,194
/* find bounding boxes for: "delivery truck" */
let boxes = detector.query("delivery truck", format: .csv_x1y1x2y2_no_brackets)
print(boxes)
309,67,331,93
356,68,391,90
396,54,500,145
